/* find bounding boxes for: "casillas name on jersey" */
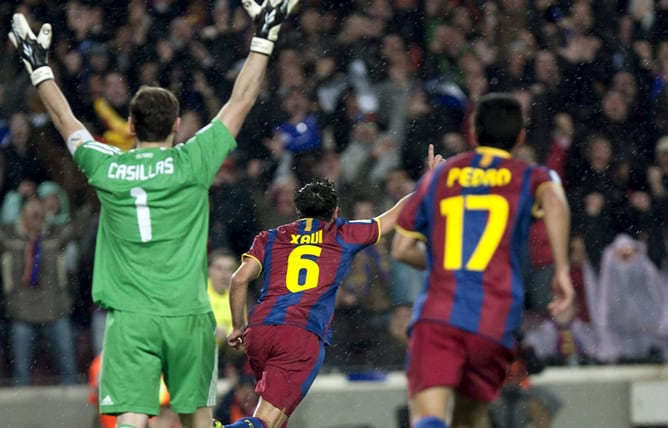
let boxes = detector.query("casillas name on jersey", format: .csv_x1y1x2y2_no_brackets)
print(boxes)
107,155,174,181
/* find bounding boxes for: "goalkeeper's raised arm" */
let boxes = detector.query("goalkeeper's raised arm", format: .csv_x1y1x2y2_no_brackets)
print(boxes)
215,0,299,137
8,13,88,151
9,0,300,148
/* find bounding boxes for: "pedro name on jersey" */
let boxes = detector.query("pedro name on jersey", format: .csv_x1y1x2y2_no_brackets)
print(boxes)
446,165,511,188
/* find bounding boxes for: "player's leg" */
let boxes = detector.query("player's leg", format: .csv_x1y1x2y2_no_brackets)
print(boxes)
406,322,468,428
409,386,454,428
454,331,515,428
231,325,324,428
116,413,150,427
100,310,164,421
219,326,277,428
216,397,284,428
254,396,288,427
147,407,180,428
163,312,218,428
451,392,489,428
222,415,269,427
177,406,214,428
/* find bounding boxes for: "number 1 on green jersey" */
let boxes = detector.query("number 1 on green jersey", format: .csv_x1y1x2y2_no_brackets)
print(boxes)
131,187,152,242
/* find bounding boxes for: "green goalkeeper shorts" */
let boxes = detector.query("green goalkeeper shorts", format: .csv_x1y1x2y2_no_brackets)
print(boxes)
99,310,218,415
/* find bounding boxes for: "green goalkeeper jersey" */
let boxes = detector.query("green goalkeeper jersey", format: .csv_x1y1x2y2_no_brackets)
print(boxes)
73,119,235,315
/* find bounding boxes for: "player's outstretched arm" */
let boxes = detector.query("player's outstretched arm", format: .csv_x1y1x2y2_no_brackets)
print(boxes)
376,192,413,236
391,233,426,269
8,14,87,146
541,183,575,317
376,144,444,235
227,257,261,349
389,144,444,268
216,0,299,137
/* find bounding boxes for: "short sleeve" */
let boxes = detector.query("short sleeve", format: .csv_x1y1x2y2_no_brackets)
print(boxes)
338,218,380,246
530,166,564,218
73,139,122,178
177,119,237,187
243,231,269,270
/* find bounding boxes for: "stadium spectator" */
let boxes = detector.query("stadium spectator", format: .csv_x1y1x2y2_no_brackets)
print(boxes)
595,233,668,364
340,113,399,190
327,85,367,154
92,70,133,150
214,372,259,425
643,136,668,270
374,33,420,143
1,177,37,225
0,112,48,204
0,198,78,386
208,248,238,348
274,85,323,185
209,154,260,257
567,134,624,271
367,302,412,370
207,247,248,373
524,297,598,367
401,86,454,181
256,172,299,230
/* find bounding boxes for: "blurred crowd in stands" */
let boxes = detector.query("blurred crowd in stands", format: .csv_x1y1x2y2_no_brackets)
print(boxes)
0,0,667,388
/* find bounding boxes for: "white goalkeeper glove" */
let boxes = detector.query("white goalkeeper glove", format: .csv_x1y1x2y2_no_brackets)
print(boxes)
243,0,300,56
8,13,54,87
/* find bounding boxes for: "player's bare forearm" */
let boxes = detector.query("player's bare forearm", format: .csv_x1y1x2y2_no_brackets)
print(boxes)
229,258,260,330
227,281,247,350
541,184,571,273
377,192,413,235
216,52,269,137
37,79,87,142
391,232,427,269
377,145,443,234
229,278,249,332
541,184,574,315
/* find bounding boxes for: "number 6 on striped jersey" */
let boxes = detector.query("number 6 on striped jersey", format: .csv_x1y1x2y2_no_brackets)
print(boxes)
286,245,322,292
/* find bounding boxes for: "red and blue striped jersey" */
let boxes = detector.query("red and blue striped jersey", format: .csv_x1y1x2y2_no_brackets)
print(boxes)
244,217,380,344
395,146,563,348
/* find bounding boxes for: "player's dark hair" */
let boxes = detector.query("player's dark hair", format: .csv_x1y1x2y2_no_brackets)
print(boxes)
129,86,180,142
474,93,524,151
294,178,338,221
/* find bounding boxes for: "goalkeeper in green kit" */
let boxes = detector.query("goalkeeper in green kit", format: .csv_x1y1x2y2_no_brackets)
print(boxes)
8,1,298,427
